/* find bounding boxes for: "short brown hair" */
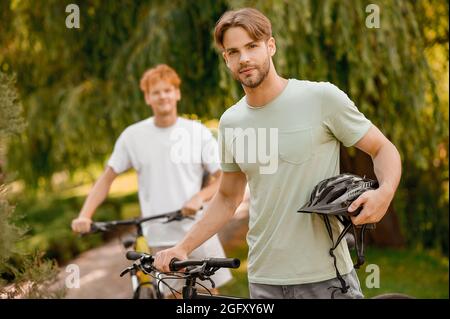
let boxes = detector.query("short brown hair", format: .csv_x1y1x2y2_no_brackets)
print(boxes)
139,64,181,93
214,8,272,50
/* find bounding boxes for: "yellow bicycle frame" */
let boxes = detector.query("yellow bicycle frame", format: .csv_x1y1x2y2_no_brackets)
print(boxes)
134,235,153,287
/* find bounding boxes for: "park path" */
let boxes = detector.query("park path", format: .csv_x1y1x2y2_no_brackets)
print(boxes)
56,215,248,299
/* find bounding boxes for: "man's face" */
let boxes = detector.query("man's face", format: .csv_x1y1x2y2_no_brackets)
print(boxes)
144,80,180,116
222,27,275,88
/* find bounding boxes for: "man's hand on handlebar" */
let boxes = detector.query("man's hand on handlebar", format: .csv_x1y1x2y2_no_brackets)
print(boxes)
154,245,188,273
71,216,93,234
181,194,203,217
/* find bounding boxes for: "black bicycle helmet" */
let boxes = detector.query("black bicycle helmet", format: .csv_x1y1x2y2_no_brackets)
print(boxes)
298,173,379,216
297,173,379,298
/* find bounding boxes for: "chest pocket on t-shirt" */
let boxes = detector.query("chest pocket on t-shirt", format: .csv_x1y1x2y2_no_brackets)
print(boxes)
278,126,313,165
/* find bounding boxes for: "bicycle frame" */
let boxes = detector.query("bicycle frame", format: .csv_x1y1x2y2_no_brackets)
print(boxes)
123,251,242,299
180,278,241,299
130,231,161,299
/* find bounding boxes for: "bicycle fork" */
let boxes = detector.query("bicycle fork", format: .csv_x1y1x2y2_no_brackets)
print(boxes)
131,235,158,298
129,268,141,299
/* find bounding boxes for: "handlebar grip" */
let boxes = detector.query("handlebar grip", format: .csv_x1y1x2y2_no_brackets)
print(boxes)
206,258,240,269
169,257,203,271
126,251,144,261
169,258,182,271
169,257,241,271
89,223,99,233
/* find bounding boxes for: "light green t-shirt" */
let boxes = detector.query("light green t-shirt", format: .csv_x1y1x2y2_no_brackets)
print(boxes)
218,79,372,285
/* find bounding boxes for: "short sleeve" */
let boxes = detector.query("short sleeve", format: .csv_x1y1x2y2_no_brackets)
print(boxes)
218,119,241,172
200,126,221,174
321,83,372,147
107,131,132,174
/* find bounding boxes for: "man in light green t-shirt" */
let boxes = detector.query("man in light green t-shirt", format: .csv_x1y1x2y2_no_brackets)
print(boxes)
155,8,402,299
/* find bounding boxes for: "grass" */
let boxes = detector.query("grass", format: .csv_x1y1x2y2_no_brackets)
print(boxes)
219,244,449,299
220,244,250,298
358,246,449,299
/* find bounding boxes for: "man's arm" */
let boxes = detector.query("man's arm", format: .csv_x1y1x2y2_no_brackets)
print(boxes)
182,170,222,216
233,185,250,219
154,170,247,272
349,125,402,225
71,166,118,233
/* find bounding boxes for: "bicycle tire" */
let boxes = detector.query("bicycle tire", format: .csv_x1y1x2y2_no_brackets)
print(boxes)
135,284,160,299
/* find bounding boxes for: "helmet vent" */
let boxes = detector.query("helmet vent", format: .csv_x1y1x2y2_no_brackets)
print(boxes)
326,187,347,204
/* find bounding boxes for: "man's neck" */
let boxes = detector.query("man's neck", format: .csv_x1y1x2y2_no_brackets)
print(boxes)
154,113,177,128
243,70,288,108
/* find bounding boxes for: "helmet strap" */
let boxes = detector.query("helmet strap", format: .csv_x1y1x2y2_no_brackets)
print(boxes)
322,215,351,296
322,215,372,297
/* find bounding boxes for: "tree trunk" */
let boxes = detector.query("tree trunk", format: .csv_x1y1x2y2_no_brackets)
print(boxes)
340,146,405,248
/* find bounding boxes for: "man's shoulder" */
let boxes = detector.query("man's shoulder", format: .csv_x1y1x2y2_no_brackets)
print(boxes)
120,118,153,137
296,79,343,95
289,79,346,105
177,117,211,132
290,78,331,93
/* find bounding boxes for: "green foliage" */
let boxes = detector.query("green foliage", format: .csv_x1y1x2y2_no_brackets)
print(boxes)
0,71,60,298
0,1,448,253
0,186,25,267
12,191,135,264
0,250,61,299
0,72,25,139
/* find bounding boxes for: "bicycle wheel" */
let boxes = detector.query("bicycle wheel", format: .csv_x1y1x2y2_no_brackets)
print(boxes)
371,293,415,299
134,283,160,299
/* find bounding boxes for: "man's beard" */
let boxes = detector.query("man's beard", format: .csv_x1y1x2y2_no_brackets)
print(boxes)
235,56,270,89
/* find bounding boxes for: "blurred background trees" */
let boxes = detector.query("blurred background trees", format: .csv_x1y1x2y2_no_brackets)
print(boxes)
0,71,59,298
0,0,448,259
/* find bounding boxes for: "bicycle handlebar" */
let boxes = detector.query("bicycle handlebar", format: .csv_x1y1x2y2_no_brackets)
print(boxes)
169,257,240,271
120,251,241,293
123,251,240,272
88,210,185,234
126,250,148,261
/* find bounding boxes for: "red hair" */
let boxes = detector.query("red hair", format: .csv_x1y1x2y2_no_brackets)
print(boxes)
140,64,181,93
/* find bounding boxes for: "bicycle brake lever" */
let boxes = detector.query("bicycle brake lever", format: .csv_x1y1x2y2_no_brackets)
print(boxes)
119,265,135,277
207,277,216,289
197,267,216,289
198,276,216,289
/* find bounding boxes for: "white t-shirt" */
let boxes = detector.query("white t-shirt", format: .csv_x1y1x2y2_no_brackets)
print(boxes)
108,117,220,246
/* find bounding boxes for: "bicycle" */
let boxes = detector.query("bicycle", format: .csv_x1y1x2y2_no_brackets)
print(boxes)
122,251,415,299
121,251,242,299
84,210,190,299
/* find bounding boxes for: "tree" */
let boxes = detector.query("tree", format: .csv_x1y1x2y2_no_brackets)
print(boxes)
1,0,447,251
0,71,60,298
